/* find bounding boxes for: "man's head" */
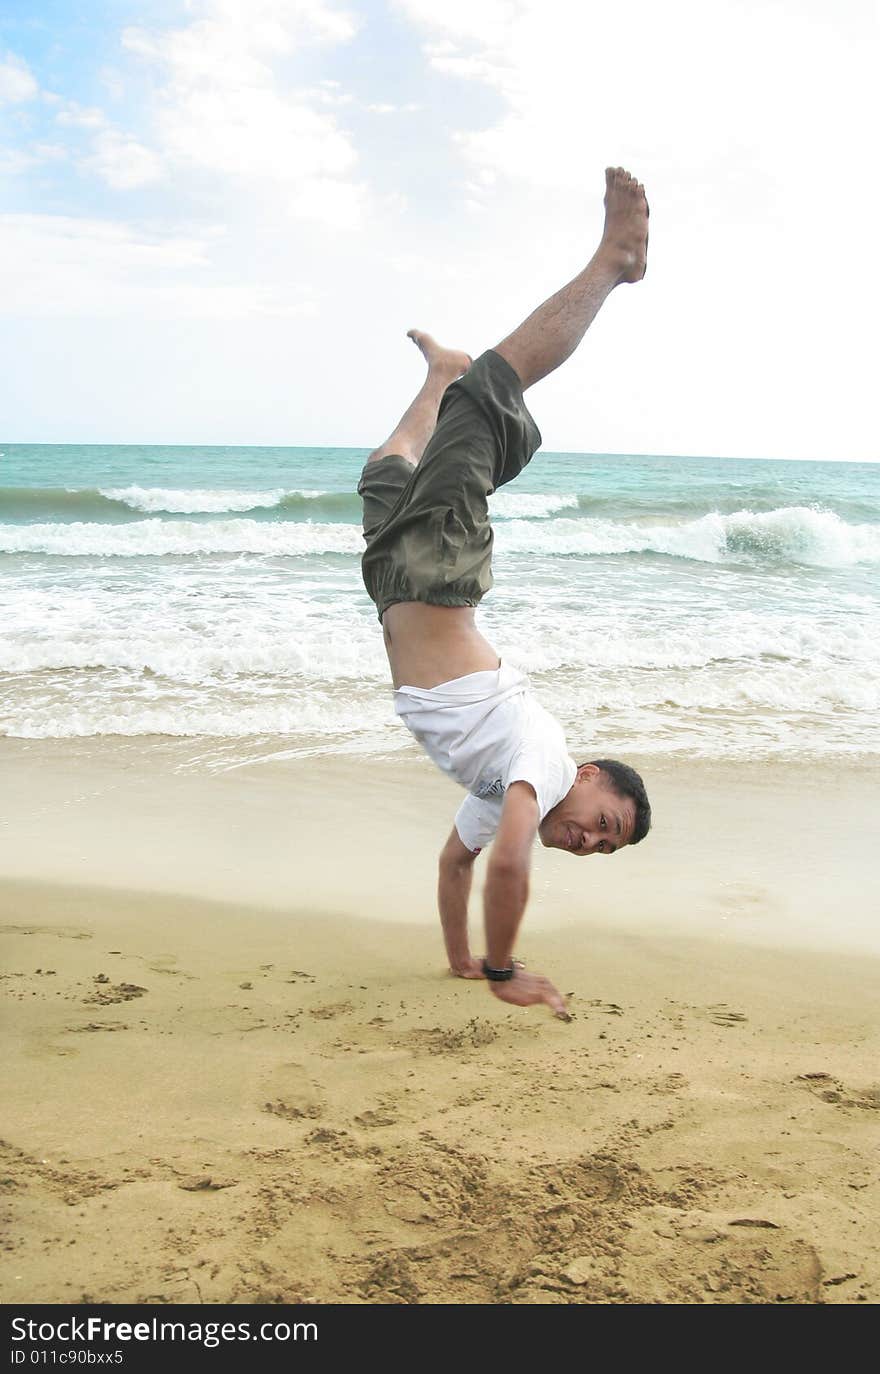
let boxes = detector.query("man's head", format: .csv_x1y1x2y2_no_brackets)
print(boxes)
538,759,651,857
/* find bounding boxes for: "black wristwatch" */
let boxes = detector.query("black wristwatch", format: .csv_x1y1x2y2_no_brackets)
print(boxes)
482,958,515,982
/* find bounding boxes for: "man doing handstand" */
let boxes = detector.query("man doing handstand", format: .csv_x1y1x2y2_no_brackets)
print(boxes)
358,168,652,1019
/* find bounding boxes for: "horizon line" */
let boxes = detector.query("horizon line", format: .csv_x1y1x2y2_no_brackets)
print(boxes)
1,442,877,467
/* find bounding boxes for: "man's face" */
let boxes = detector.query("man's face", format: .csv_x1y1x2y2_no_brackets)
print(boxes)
538,764,636,857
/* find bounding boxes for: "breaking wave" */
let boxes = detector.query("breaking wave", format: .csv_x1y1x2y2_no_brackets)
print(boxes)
2,505,877,566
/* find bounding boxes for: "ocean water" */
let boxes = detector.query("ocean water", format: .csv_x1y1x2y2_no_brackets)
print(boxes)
1,443,878,765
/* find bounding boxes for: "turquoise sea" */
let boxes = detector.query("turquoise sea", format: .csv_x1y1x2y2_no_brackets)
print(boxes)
1,444,878,763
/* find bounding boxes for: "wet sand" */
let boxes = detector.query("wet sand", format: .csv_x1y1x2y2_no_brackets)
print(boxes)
1,742,878,1304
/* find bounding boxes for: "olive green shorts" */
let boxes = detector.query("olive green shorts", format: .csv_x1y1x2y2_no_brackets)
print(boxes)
358,349,542,621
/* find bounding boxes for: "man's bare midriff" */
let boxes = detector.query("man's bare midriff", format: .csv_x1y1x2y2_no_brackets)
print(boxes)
382,602,501,689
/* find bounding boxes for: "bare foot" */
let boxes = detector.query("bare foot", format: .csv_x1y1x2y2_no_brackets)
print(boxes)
599,166,649,283
407,329,472,381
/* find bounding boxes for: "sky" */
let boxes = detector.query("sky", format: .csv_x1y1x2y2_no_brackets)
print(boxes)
0,0,878,460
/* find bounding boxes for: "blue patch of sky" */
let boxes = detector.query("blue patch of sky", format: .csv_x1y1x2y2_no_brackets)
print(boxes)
1,2,167,217
2,1,153,101
2,2,502,232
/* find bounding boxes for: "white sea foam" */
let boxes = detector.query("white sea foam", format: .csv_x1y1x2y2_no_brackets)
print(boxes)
0,626,387,680
489,491,579,519
3,593,878,757
495,507,880,566
0,519,362,556
2,607,875,687
4,476,879,756
101,485,290,513
0,695,402,743
3,669,877,753
4,505,876,565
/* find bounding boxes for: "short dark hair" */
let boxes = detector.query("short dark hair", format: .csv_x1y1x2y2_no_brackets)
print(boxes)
579,758,652,845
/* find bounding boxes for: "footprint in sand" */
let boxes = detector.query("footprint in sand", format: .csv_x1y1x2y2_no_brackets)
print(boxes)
263,1099,323,1121
68,1020,129,1033
668,1217,822,1302
309,1001,354,1020
82,978,148,1006
396,1019,499,1054
705,1004,748,1027
649,1072,688,1096
354,1108,398,1128
796,1073,880,1111
259,1061,324,1120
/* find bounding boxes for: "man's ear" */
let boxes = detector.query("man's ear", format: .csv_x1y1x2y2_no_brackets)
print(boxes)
575,762,601,784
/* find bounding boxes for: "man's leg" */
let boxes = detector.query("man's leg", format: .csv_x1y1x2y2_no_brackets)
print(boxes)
494,167,648,390
366,332,472,468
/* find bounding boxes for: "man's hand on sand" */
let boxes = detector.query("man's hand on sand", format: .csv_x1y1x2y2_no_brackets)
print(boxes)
488,969,571,1020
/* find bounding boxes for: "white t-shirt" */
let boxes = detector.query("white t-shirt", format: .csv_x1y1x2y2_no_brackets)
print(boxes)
393,662,577,853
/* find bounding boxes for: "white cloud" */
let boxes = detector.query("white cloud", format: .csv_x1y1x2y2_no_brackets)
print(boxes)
99,67,126,101
397,0,876,195
120,0,364,226
0,141,66,176
30,142,67,161
398,0,525,48
53,101,163,191
287,175,362,224
0,51,38,104
56,102,107,129
83,129,162,189
386,0,879,462
310,85,354,105
84,130,164,188
0,147,37,175
157,85,356,182
365,101,421,113
0,214,316,319
2,2,876,458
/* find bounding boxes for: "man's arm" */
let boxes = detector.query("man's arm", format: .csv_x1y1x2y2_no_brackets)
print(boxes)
437,826,482,977
483,781,538,968
484,782,569,1018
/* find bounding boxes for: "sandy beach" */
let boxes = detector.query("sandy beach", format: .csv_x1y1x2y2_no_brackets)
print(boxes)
1,740,878,1305
4,0,879,1319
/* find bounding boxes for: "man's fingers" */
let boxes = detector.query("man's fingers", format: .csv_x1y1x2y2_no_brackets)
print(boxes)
528,978,572,1022
488,969,571,1018
533,978,574,1022
538,978,570,1021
